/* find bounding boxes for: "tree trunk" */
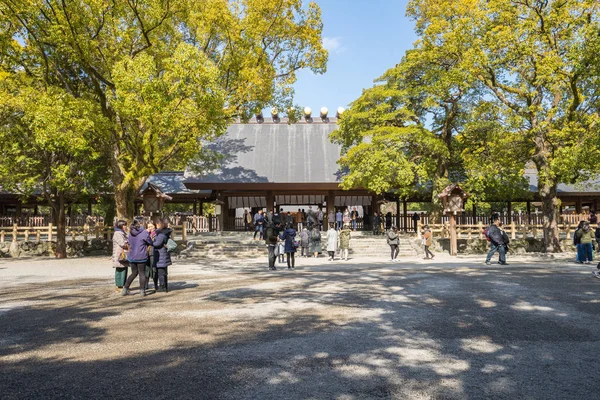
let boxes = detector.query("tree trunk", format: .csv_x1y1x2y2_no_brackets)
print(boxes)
55,193,67,259
114,183,136,221
538,179,561,253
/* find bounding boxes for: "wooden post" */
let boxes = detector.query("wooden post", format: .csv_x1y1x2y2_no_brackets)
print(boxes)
83,223,89,241
526,201,531,224
449,213,457,256
576,198,582,214
36,230,41,243
48,223,53,242
507,202,512,223
0,230,4,243
266,191,274,214
478,221,484,239
182,222,187,241
403,199,408,233
193,200,198,215
12,223,17,241
199,201,204,216
24,229,29,242
511,220,516,240
472,203,476,224
395,197,401,230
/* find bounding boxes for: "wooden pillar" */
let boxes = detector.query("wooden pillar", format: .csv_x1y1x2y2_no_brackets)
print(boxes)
327,191,335,227
449,213,457,256
266,191,274,213
507,201,512,223
34,205,39,216
526,201,531,223
576,198,582,214
16,203,22,218
403,199,408,233
472,203,476,224
87,198,93,215
193,200,198,215
199,201,204,216
395,197,401,230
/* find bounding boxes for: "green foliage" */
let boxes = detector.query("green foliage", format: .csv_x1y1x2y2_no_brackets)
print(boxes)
0,0,328,218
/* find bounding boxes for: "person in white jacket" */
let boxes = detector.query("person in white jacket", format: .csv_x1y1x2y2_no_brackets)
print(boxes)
326,224,338,261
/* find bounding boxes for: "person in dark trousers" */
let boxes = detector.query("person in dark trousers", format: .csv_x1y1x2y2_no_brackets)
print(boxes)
253,210,264,240
279,223,297,269
411,212,420,233
422,225,434,259
575,221,595,264
386,226,400,262
590,211,598,225
122,218,153,297
385,212,392,231
485,216,509,265
574,221,584,263
300,227,310,257
373,212,381,235
145,223,157,291
152,218,173,292
336,209,343,230
267,234,277,270
112,220,129,291
350,207,359,231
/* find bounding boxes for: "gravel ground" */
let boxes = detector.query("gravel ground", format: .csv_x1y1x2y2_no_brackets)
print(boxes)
1,253,599,399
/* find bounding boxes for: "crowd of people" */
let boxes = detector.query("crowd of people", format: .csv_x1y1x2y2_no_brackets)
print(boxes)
573,215,600,278
112,217,174,296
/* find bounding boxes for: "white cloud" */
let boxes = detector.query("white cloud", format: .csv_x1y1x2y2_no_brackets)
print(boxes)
322,36,345,54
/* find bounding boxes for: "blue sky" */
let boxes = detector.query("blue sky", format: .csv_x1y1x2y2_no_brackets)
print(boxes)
292,0,416,113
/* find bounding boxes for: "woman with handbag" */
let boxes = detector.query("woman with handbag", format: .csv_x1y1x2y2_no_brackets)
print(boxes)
152,218,174,292
112,220,129,291
122,218,154,297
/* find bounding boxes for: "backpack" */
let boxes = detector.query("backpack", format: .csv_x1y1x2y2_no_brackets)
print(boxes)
272,214,281,226
293,236,300,248
166,238,177,253
483,227,491,242
312,230,321,241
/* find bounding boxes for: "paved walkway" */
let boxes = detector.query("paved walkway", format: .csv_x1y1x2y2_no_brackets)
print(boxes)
1,253,599,399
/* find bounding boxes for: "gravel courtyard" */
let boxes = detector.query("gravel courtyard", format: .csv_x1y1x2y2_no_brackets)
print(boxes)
1,254,599,399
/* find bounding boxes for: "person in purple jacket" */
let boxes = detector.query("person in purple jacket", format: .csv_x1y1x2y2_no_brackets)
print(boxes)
122,218,154,297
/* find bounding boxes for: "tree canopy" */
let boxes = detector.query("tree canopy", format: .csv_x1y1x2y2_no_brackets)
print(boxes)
0,0,328,219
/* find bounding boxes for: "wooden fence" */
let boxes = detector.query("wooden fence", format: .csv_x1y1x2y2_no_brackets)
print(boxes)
0,223,189,243
0,215,104,228
425,221,580,240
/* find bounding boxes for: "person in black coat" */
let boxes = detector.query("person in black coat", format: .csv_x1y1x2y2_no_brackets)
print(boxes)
485,217,508,265
152,218,173,292
279,223,297,270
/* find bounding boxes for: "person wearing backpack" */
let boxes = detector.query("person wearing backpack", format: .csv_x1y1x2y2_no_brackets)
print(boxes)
309,226,322,257
152,218,174,292
485,216,508,265
279,223,297,269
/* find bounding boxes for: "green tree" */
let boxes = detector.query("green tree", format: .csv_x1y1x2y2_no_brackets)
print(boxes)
0,0,327,219
0,75,109,258
408,0,600,251
330,44,471,222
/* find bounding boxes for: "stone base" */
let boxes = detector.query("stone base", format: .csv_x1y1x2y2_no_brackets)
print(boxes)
0,239,112,258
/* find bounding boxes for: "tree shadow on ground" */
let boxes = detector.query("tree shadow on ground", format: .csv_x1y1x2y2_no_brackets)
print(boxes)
1,265,600,399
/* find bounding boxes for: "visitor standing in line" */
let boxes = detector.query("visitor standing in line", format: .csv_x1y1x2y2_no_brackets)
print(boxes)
327,210,335,230
244,209,252,231
310,225,322,257
326,223,338,261
422,225,434,260
300,227,310,257
386,226,400,262
253,210,264,240
279,223,297,269
335,209,343,230
411,212,420,233
339,224,351,261
372,212,381,236
307,206,316,229
112,220,129,291
485,216,509,265
343,208,351,228
385,212,392,231
351,207,359,231
122,218,153,297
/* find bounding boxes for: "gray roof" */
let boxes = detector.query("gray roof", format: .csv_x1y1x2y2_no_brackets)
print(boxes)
184,122,343,184
524,169,600,194
142,172,211,196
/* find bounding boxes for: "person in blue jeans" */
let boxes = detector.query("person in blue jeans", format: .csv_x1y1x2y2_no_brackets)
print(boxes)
350,207,358,231
485,217,508,265
576,221,595,264
335,209,343,230
253,210,264,240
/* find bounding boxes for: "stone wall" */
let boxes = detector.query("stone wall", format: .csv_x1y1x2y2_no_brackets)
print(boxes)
0,239,112,258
